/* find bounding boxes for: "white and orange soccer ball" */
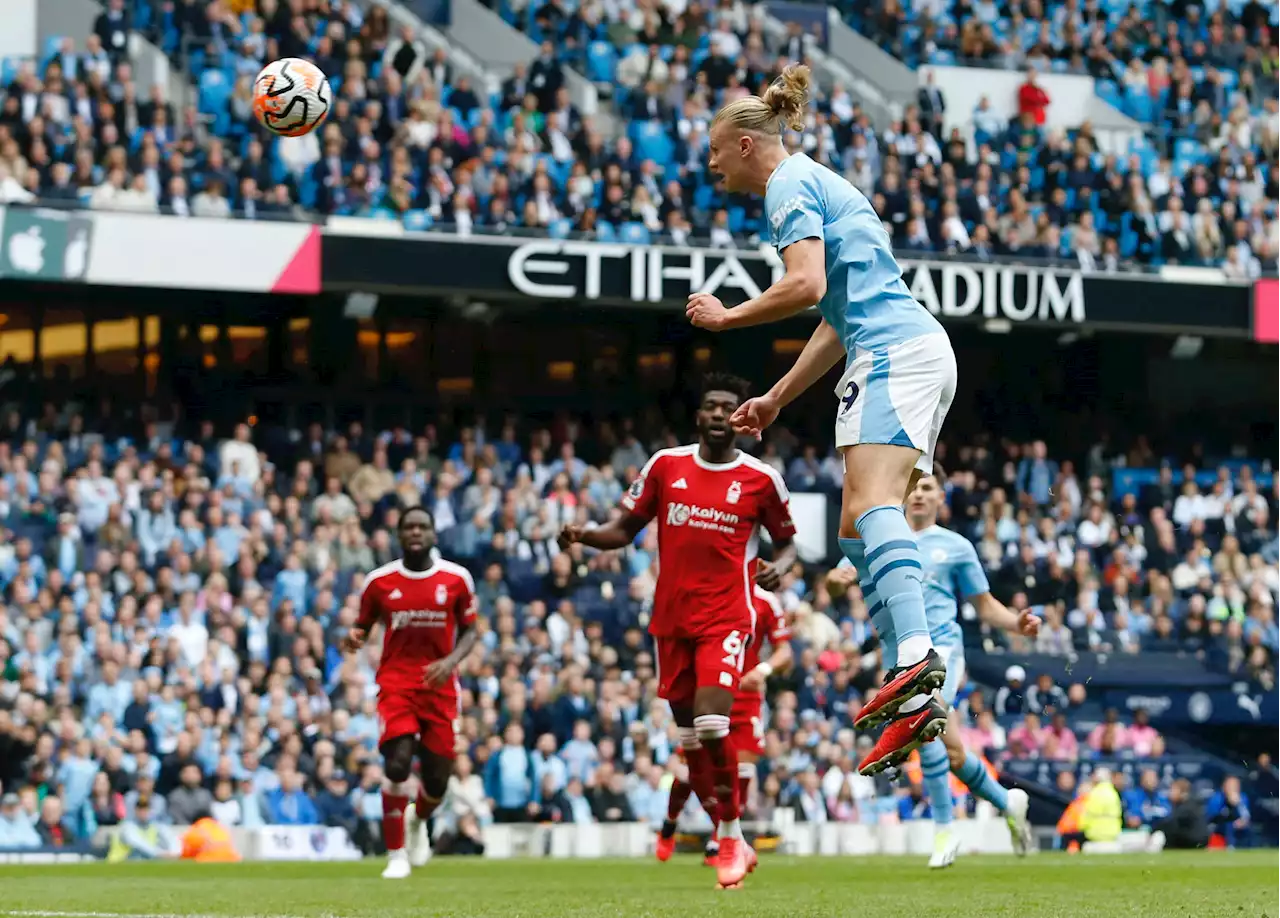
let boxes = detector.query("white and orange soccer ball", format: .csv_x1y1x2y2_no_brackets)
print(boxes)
252,58,331,137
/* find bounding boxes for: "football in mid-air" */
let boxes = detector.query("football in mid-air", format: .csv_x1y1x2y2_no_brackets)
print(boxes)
252,58,331,137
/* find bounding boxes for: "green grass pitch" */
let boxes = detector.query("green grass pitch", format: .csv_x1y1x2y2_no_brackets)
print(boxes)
0,852,1275,918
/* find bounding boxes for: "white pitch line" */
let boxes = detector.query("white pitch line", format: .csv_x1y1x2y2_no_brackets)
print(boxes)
4,912,326,918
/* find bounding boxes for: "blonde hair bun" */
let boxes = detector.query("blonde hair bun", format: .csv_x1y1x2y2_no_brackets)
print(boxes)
761,64,811,133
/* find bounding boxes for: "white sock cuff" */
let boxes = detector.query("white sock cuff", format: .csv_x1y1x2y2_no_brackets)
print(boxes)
737,762,756,779
384,780,410,796
899,694,931,714
678,726,701,749
896,634,933,666
693,713,730,740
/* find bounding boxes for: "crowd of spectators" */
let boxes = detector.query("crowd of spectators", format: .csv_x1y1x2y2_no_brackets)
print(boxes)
845,0,1279,269
850,0,1276,89
0,0,1275,272
0,394,1274,853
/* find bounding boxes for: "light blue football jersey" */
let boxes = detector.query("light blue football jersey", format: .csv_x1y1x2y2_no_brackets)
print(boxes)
765,153,942,357
837,525,989,644
914,524,991,645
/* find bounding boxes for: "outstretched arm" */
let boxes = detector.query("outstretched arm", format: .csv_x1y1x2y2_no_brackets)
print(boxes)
973,593,1041,637
559,514,648,552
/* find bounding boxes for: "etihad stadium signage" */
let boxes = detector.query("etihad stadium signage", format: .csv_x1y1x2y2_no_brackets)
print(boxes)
0,204,1264,341
323,228,1261,338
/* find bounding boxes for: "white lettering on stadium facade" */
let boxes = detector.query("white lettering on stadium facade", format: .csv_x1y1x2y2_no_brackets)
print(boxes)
390,609,448,630
665,502,740,534
903,263,1086,323
506,242,781,303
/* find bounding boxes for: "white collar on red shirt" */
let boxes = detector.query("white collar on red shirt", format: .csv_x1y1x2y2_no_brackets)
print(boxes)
395,560,438,579
691,449,745,472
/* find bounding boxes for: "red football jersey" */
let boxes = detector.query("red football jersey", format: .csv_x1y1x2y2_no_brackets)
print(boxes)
743,584,791,677
621,445,795,638
357,559,477,696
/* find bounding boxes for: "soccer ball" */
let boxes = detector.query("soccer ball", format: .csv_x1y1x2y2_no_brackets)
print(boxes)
252,58,331,137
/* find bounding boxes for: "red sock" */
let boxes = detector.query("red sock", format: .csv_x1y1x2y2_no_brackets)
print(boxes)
706,797,721,834
415,789,441,819
737,774,751,816
382,790,408,851
665,778,694,822
704,737,740,823
686,744,717,814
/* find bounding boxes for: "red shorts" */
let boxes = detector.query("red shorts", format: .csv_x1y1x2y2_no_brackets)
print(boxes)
377,689,459,758
729,698,765,756
655,626,750,706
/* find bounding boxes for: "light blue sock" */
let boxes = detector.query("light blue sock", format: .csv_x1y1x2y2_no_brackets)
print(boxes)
837,537,872,583
839,537,891,636
855,506,931,663
919,739,954,826
955,751,1009,813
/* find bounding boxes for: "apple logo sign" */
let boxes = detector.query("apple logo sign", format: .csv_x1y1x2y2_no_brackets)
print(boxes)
8,226,46,275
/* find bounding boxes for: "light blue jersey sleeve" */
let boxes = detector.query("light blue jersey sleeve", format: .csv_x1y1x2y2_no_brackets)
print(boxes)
917,526,990,641
950,537,991,600
766,166,825,252
763,153,942,356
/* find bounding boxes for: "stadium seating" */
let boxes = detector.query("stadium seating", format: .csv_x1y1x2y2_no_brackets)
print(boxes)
0,388,1274,847
1,0,1272,272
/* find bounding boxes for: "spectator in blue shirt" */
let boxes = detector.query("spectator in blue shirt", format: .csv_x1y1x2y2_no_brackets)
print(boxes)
626,761,669,830
532,732,568,796
237,778,268,829
124,775,169,824
786,445,823,492
897,782,933,822
552,675,592,744
1017,440,1060,507
85,660,131,725
314,772,358,838
56,738,100,816
547,442,587,488
474,562,511,616
0,793,40,849
266,770,319,826
135,490,176,567
559,720,600,785
1206,776,1252,848
47,515,86,580
484,723,538,821
1123,769,1172,829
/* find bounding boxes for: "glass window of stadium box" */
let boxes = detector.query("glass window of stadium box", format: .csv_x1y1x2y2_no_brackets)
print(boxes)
39,309,87,382
0,304,35,369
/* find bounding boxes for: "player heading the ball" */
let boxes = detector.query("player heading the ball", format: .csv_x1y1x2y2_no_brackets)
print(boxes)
686,64,959,775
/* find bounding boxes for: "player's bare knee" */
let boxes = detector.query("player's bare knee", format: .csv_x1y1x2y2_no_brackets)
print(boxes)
670,705,696,729
381,736,416,785
418,750,452,800
841,445,919,520
942,731,966,770
692,687,733,721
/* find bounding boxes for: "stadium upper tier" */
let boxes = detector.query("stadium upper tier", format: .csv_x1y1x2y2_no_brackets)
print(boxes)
0,0,1274,274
